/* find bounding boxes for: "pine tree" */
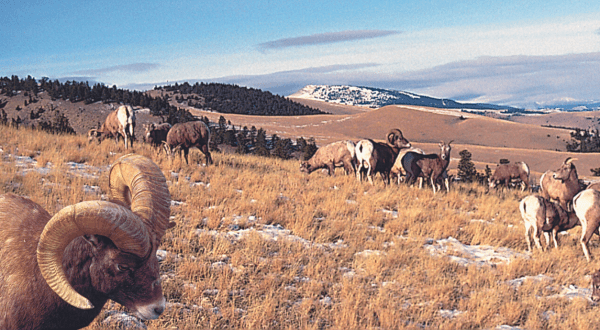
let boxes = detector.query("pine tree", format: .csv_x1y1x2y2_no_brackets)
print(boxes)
457,149,477,182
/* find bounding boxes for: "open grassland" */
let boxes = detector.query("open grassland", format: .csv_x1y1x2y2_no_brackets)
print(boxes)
2,125,600,329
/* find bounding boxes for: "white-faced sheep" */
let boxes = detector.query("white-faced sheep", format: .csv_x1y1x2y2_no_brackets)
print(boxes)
0,154,173,329
355,129,411,185
403,141,453,193
88,105,136,149
489,161,530,191
573,188,600,262
519,194,579,252
300,140,356,176
540,157,581,211
165,120,212,165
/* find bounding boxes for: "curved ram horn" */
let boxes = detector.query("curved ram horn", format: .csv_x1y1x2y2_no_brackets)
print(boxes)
108,154,172,246
37,201,150,309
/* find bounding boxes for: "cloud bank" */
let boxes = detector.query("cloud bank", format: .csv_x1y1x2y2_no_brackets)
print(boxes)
258,30,400,50
73,63,160,76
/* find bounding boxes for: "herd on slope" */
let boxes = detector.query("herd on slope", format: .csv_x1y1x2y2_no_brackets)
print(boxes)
4,104,600,328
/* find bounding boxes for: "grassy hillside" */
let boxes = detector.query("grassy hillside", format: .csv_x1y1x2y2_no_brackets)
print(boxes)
1,125,600,329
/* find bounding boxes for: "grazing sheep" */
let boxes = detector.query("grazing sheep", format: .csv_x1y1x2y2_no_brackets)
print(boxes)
355,129,411,185
165,120,212,165
144,122,172,148
0,154,173,329
573,189,600,262
88,105,136,149
489,161,530,191
300,140,356,176
519,194,579,252
391,147,424,184
403,141,453,193
540,157,581,211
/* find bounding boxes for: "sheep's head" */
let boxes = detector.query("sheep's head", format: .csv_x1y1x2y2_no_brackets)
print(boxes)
299,161,311,173
592,269,600,302
144,123,155,143
552,157,577,182
36,154,172,319
87,129,101,143
439,140,453,161
386,129,411,150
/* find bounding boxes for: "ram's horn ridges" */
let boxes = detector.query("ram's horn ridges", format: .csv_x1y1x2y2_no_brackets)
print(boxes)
108,154,172,245
37,201,150,309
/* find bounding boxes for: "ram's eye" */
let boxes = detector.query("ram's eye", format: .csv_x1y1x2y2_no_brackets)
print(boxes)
116,264,130,272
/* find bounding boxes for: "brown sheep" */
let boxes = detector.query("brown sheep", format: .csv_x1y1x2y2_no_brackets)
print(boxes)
300,140,356,176
88,105,136,149
143,122,172,148
165,120,212,165
519,194,579,252
355,129,411,185
540,157,581,211
403,141,453,193
573,189,600,262
489,161,530,191
0,154,173,329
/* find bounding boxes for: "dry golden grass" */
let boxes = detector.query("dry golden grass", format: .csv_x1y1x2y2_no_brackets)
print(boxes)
2,125,600,329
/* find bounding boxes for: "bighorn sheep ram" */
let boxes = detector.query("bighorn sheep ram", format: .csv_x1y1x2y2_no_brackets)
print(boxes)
403,141,453,193
573,189,600,262
144,122,172,148
88,105,136,149
540,157,581,211
519,194,579,252
355,129,411,185
165,120,212,165
300,140,356,176
489,161,530,191
0,154,173,329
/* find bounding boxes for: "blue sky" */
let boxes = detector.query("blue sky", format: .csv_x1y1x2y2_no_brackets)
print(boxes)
2,0,600,108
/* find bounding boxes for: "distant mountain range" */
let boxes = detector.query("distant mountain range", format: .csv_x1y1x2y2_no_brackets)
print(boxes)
289,85,523,112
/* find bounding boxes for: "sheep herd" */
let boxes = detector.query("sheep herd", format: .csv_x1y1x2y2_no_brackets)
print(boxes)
300,129,600,266
300,128,453,193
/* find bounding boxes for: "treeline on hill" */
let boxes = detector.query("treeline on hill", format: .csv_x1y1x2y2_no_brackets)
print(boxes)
0,75,197,129
206,115,318,161
159,82,327,116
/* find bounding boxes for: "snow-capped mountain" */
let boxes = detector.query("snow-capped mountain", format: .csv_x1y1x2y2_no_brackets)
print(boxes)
290,85,520,111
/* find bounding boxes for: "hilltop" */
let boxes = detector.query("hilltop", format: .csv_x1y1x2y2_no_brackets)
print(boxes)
289,84,522,111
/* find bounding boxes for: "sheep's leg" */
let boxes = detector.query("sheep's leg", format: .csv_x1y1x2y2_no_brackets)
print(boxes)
551,227,559,249
430,177,437,194
444,178,450,192
534,227,544,251
524,224,533,252
581,223,596,262
366,162,373,185
201,145,213,165
183,148,190,165
327,164,335,176
542,232,551,250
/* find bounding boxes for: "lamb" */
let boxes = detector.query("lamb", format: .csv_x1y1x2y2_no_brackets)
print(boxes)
88,105,136,149
144,122,172,148
300,140,356,176
403,141,453,193
165,120,213,165
539,157,581,211
573,188,600,262
355,129,411,185
489,161,530,191
0,154,173,329
519,194,579,252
